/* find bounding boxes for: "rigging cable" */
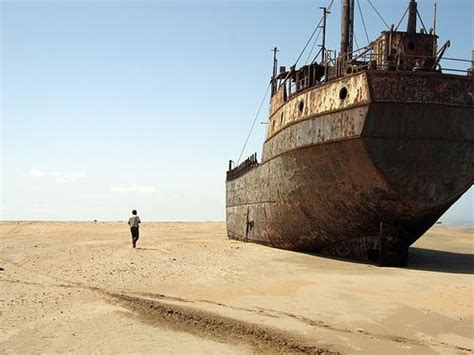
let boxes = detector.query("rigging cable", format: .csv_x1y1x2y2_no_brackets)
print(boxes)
353,32,360,50
394,5,409,31
305,27,323,64
416,9,428,33
294,0,335,67
367,0,390,29
236,83,271,165
294,17,325,67
357,0,370,45
235,0,337,164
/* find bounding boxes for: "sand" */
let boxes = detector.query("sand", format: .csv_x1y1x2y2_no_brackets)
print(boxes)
0,221,472,354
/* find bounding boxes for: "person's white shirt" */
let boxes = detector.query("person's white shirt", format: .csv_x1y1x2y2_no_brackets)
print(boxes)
128,215,141,228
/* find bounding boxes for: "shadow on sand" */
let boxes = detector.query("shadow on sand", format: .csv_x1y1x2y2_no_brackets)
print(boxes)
299,248,473,274
407,247,474,274
135,247,161,251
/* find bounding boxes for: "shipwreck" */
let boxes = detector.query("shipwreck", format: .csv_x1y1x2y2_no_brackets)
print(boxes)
226,0,473,266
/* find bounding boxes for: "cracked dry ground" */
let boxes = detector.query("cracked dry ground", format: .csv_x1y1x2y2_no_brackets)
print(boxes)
0,222,473,354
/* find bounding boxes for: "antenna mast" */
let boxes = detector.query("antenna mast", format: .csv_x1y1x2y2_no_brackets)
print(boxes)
320,7,329,64
271,47,279,95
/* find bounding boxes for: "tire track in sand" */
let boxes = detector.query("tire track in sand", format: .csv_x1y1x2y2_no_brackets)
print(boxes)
104,292,336,354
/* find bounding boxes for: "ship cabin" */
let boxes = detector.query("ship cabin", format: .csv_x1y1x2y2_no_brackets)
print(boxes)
371,30,437,72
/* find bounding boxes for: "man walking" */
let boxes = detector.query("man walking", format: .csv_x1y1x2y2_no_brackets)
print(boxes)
128,209,141,248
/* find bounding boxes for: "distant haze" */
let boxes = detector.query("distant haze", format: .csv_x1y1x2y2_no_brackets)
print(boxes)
440,187,474,226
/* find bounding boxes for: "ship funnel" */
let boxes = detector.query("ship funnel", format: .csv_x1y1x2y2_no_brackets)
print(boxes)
407,0,417,33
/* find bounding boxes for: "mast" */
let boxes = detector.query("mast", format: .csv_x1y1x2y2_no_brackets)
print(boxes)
340,0,354,60
271,47,278,95
348,0,355,58
320,7,329,64
340,0,350,58
407,0,417,33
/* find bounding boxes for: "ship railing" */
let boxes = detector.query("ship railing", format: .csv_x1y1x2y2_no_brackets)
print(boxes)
346,50,473,75
435,56,473,76
331,50,474,79
280,50,472,102
227,153,259,181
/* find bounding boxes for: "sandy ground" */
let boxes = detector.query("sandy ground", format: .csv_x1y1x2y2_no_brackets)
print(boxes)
0,222,472,354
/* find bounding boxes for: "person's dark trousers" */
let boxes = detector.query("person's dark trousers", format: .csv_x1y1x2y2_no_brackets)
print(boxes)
130,227,139,248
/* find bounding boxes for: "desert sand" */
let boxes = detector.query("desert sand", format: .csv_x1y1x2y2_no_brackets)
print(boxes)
0,221,472,354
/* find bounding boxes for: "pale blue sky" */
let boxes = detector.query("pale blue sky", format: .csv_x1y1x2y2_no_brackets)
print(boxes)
1,0,473,222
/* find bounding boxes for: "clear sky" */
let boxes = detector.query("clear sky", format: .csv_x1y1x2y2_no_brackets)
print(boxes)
1,0,473,222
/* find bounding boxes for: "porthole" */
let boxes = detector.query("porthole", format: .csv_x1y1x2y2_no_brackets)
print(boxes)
339,87,348,100
298,101,304,112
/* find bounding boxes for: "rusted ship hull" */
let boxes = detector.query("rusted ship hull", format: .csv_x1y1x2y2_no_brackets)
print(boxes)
226,71,473,266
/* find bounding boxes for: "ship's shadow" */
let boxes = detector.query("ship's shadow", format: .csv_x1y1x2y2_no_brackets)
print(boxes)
406,247,474,274
300,248,473,274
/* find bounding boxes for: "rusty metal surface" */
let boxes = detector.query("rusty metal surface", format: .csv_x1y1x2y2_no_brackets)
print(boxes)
371,32,436,71
226,70,474,266
261,106,368,163
367,71,473,106
267,72,370,140
363,104,473,227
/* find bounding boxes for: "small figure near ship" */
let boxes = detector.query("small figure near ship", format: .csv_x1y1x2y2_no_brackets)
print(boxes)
226,0,474,266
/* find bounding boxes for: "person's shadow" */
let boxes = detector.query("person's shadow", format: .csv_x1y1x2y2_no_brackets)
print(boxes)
135,247,160,251
407,247,474,274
